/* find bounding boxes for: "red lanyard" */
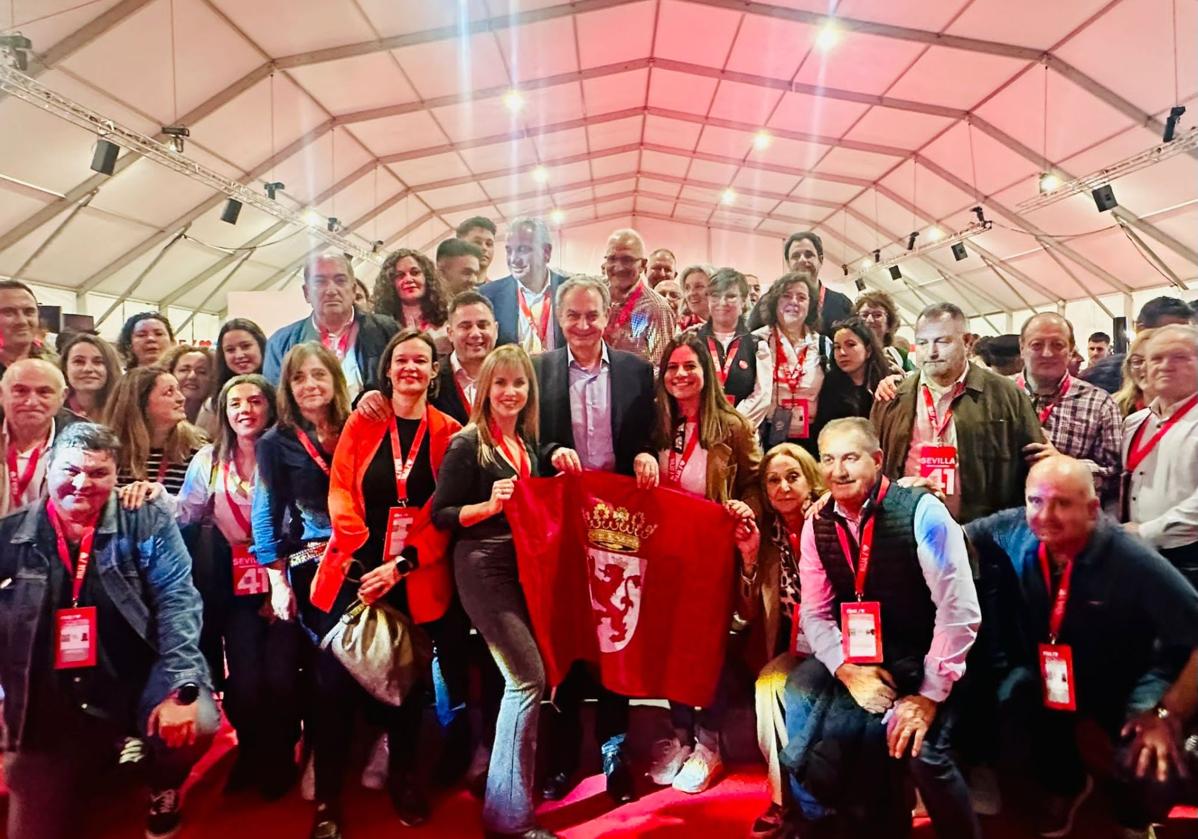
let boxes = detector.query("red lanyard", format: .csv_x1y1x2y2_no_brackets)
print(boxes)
1038,543,1074,644
319,321,353,360
491,424,530,479
518,288,551,347
818,285,826,312
7,439,42,502
774,333,809,392
1017,374,1072,425
454,375,471,414
388,411,429,504
922,382,963,441
707,336,742,386
608,282,646,333
1126,394,1198,472
153,454,171,484
47,502,98,607
295,428,331,476
833,477,890,600
666,421,700,487
221,460,253,539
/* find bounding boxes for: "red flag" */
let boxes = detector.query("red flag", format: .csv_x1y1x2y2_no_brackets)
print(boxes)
509,471,737,708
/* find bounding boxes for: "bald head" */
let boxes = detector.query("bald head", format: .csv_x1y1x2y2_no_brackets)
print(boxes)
1028,455,1096,500
1,358,66,437
2,358,65,390
1025,455,1099,554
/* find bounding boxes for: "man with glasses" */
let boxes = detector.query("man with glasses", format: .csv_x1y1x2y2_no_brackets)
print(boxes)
600,228,676,366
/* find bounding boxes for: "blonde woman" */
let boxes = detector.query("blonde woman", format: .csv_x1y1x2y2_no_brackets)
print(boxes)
1114,329,1156,417
431,345,556,839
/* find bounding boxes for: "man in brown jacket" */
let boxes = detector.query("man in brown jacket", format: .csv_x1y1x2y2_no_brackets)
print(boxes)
871,302,1044,525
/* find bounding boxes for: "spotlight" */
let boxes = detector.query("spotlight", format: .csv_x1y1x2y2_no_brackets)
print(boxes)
721,188,736,205
841,264,849,276
532,166,548,184
90,139,120,176
951,242,968,261
327,217,340,233
906,232,918,251
1091,184,1118,213
220,198,242,225
371,240,384,254
0,34,32,72
872,249,881,263
1164,105,1186,142
888,265,902,280
815,20,840,50
550,209,565,225
861,257,873,269
854,278,866,292
927,227,944,242
970,205,987,225
302,208,323,226
753,130,771,151
264,181,285,200
1038,171,1062,194
161,124,189,153
503,90,525,112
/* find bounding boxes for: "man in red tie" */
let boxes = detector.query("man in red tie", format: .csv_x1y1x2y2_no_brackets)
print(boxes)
481,217,567,355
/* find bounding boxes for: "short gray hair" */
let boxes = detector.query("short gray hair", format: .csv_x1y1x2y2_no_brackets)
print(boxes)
606,228,646,259
303,250,354,285
917,302,968,328
818,417,881,454
51,421,121,460
1147,323,1198,353
1,358,65,390
680,264,716,284
507,216,552,248
556,274,611,312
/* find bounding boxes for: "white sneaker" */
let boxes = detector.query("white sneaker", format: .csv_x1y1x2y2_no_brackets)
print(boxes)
671,743,723,794
360,733,389,790
968,765,1002,816
300,753,316,802
646,737,691,786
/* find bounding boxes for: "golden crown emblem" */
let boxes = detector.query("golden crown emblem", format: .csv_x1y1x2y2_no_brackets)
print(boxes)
585,501,657,553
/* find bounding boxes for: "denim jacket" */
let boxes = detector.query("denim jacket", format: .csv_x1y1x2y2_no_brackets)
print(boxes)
0,494,210,751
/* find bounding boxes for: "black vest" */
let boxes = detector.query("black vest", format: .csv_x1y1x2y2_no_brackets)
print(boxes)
813,482,935,686
699,322,759,406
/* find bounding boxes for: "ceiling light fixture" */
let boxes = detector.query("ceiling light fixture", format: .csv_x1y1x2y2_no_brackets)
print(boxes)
161,124,189,154
1038,171,1062,194
264,181,285,200
550,209,565,225
753,130,771,151
532,166,549,184
90,138,119,175
302,208,323,226
721,188,736,204
844,219,992,287
0,33,32,72
926,227,944,242
815,20,840,50
327,217,340,233
1163,105,1186,142
861,257,873,269
503,89,525,112
906,231,918,251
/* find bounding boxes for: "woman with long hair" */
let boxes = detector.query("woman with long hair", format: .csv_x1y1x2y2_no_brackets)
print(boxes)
308,330,463,834
118,311,175,369
646,332,761,795
696,267,773,427
752,271,830,456
195,318,267,436
58,332,122,420
431,345,557,839
1114,329,1157,417
814,316,893,432
741,443,828,836
372,249,450,356
176,374,298,800
853,290,910,372
162,344,214,425
105,366,207,496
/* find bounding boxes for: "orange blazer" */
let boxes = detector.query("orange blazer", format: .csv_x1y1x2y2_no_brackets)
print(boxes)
316,403,462,624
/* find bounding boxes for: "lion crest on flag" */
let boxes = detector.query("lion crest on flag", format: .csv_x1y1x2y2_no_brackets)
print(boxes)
583,501,657,653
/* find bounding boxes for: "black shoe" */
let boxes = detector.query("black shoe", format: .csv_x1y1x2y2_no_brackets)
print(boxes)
145,788,182,839
483,828,561,839
541,770,575,801
433,719,473,787
309,802,342,839
389,774,430,828
603,750,635,803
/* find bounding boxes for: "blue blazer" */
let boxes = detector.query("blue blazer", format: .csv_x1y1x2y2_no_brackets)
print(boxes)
481,271,568,349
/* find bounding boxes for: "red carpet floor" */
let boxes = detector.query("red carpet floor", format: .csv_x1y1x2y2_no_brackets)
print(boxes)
9,722,1191,839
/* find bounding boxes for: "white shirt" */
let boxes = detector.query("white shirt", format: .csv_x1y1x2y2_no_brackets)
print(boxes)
177,445,257,546
312,315,363,401
1123,393,1198,550
1,419,54,514
903,366,969,517
755,326,824,439
516,279,555,354
658,421,708,498
449,352,479,410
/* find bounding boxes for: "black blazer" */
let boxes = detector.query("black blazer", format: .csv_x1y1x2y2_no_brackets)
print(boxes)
532,344,656,477
481,271,568,348
696,320,760,407
431,363,471,425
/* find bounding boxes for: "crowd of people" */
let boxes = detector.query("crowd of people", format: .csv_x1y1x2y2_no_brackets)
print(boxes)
0,215,1195,839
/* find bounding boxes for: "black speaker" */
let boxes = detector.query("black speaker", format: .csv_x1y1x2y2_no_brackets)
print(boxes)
951,242,968,261
889,265,902,280
1092,184,1118,213
90,139,119,175
220,198,242,225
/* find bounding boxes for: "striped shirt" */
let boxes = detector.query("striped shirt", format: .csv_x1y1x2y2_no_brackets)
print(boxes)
118,447,199,497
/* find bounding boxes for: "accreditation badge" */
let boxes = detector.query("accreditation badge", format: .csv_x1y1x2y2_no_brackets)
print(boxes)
918,444,958,496
384,507,417,559
1038,643,1077,711
840,601,883,664
55,607,97,669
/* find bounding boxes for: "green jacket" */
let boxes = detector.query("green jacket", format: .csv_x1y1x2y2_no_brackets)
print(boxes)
870,363,1045,524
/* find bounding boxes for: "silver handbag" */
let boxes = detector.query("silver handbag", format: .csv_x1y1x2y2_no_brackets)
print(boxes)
320,598,432,706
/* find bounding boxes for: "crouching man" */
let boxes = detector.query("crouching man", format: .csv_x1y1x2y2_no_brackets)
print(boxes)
0,422,216,839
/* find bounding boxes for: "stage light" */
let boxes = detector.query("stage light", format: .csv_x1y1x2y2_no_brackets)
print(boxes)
90,139,120,175
303,208,322,226
503,90,525,112
532,166,548,184
753,130,771,151
162,124,189,154
0,34,32,72
721,188,736,205
327,217,340,233
906,232,918,251
1092,184,1118,213
854,278,866,292
371,240,384,254
841,264,849,276
550,209,565,224
951,242,967,261
264,181,285,200
220,198,242,225
927,227,944,242
971,205,987,225
1038,172,1061,194
1164,105,1186,142
872,249,881,263
861,257,873,269
815,20,840,50
889,265,902,280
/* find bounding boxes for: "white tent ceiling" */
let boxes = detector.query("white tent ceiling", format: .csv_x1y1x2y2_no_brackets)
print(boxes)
0,0,1195,334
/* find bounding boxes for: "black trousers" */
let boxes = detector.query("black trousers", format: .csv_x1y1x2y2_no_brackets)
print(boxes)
543,660,631,773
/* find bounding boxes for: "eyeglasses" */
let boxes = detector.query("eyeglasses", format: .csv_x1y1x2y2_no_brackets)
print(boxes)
604,254,641,267
1128,356,1146,368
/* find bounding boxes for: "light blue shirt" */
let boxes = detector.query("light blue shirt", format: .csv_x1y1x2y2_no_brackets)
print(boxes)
568,343,616,472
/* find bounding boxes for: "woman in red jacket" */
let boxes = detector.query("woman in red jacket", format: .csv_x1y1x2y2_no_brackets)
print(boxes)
310,328,461,838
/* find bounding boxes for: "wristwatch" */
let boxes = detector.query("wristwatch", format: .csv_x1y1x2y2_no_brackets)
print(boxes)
174,683,200,706
1154,704,1172,722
